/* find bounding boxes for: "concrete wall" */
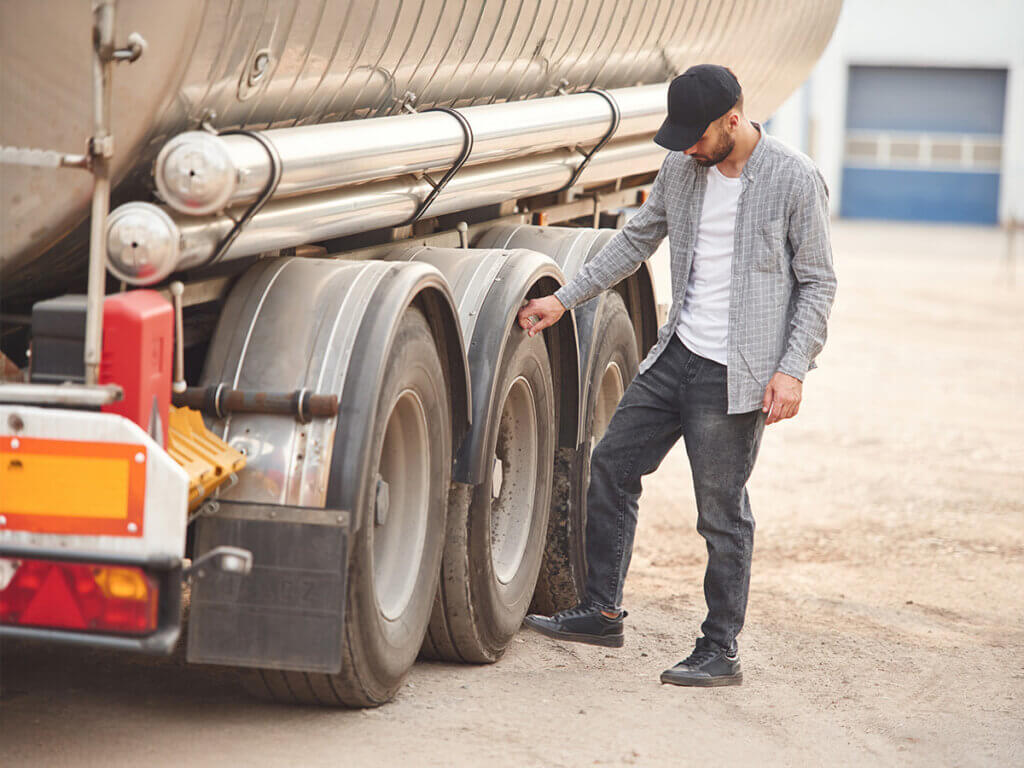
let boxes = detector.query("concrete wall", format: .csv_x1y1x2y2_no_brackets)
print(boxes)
770,0,1024,223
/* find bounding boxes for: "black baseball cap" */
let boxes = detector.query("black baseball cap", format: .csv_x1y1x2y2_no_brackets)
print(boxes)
654,65,742,151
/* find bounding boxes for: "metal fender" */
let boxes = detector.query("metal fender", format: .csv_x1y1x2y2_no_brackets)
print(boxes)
199,256,470,524
474,224,659,430
381,246,581,485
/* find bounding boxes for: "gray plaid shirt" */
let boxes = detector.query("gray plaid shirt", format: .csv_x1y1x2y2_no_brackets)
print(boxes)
554,128,837,414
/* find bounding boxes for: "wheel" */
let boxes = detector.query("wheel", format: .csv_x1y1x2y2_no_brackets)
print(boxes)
242,305,451,706
421,323,555,663
531,290,638,614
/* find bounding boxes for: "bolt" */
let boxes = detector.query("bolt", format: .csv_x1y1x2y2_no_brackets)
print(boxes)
7,414,24,432
0,515,7,526
9,438,19,450
134,451,145,464
127,522,138,533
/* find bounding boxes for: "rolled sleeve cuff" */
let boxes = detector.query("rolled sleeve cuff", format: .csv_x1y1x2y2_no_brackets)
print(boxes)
776,353,810,382
554,283,587,312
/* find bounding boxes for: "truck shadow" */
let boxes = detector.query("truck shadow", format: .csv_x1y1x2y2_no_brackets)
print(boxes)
1,635,249,706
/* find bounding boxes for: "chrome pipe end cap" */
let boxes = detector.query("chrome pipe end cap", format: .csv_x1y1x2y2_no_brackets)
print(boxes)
106,203,181,285
154,131,237,216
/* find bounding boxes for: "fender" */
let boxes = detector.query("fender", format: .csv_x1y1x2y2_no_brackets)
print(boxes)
199,256,470,520
383,246,581,485
190,257,469,670
475,224,658,436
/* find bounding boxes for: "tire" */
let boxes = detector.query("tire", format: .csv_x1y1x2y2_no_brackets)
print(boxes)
531,290,638,614
421,324,555,663
241,305,451,706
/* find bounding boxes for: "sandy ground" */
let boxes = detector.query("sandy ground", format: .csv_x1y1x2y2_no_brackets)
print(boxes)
2,221,1022,767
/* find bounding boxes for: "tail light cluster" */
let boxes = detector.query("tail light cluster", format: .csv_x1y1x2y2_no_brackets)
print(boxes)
0,557,159,635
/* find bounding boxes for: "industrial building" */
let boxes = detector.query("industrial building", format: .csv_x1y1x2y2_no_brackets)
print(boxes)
771,0,1023,225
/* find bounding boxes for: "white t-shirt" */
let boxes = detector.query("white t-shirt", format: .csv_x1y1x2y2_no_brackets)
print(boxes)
674,164,742,365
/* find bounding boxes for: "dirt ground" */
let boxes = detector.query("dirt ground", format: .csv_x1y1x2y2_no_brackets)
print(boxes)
2,221,1022,767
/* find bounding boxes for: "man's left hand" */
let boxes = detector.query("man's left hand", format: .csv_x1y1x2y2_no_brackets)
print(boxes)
762,372,802,426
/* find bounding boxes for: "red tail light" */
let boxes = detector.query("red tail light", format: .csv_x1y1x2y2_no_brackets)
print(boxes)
0,558,159,635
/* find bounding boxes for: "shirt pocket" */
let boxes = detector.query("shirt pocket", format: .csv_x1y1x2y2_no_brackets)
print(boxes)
754,220,785,272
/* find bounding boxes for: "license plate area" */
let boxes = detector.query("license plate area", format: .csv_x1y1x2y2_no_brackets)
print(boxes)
1,436,146,537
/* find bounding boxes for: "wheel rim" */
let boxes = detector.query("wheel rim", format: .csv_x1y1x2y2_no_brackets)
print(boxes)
372,388,430,621
591,361,625,453
490,375,539,585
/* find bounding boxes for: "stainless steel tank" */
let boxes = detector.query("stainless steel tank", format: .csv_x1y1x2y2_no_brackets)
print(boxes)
0,0,841,306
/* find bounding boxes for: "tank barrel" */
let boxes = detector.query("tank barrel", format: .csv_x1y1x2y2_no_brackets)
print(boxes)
153,84,667,217
1,0,843,303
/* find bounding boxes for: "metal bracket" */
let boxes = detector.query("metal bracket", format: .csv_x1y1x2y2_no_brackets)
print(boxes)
110,31,147,64
399,105,475,227
396,90,419,115
0,145,91,171
183,545,254,582
558,88,621,193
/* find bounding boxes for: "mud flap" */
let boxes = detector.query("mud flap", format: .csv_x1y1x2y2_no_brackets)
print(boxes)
187,501,350,674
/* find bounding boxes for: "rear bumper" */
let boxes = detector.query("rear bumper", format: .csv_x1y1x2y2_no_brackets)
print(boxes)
1,405,190,654
0,548,184,654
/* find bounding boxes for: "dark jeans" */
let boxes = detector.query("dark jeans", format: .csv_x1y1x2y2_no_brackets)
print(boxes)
585,333,766,651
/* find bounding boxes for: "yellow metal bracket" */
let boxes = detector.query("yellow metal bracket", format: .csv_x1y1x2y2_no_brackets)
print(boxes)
166,406,246,511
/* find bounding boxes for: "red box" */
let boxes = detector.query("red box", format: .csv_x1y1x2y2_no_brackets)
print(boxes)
99,291,173,447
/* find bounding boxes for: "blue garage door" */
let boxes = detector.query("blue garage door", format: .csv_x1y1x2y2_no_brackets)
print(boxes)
840,66,1006,224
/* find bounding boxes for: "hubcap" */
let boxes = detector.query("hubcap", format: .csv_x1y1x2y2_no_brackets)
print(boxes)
372,389,430,621
489,375,538,585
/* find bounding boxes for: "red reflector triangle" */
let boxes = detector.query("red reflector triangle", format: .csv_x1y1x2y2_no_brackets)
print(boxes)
20,566,87,630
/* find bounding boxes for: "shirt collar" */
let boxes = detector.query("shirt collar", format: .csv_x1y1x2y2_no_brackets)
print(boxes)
741,122,768,181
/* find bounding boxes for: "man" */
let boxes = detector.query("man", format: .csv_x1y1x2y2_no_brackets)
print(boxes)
518,64,836,687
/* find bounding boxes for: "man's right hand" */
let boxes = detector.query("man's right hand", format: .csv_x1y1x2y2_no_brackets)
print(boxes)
517,295,566,337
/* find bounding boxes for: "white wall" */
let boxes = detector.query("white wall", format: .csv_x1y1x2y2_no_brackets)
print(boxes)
770,0,1024,223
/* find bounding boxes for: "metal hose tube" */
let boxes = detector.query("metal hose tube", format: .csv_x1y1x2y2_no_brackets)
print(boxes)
153,84,668,216
109,134,665,284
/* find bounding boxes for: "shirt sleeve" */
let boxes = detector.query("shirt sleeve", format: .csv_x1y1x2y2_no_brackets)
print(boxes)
776,168,838,381
554,155,671,310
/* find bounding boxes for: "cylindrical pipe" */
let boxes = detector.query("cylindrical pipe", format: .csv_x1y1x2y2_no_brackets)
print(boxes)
110,134,665,283
0,383,123,407
172,386,338,422
169,281,186,394
153,84,668,215
83,0,115,386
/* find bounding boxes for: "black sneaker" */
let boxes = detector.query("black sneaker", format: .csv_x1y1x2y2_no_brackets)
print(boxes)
523,603,627,648
660,637,742,687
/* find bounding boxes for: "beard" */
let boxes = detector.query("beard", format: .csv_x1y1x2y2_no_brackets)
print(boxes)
693,133,736,167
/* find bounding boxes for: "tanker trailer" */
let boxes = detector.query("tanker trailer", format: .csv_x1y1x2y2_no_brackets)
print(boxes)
0,0,841,706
